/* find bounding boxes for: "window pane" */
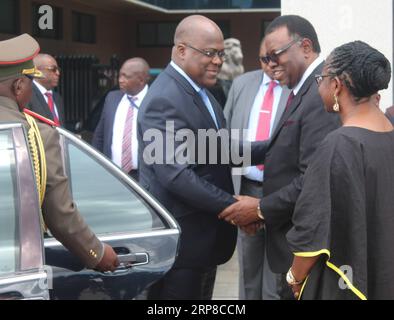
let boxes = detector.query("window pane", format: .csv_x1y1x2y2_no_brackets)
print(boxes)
66,140,165,234
72,11,96,44
157,23,176,46
0,131,19,275
138,23,157,47
139,0,280,9
72,11,79,42
138,22,177,47
215,20,231,39
0,0,18,34
261,20,272,38
79,14,96,43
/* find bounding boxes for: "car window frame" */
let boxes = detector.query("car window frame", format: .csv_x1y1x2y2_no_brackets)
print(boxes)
0,123,44,272
0,123,48,300
54,127,179,238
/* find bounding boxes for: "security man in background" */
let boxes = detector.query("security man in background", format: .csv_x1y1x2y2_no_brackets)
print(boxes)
27,53,65,127
0,34,119,272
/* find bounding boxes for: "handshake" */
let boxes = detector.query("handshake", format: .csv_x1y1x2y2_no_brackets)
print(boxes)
218,195,264,235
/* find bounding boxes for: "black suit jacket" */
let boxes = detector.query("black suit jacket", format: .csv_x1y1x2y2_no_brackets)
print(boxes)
257,62,341,273
385,106,394,125
137,64,237,268
91,90,124,158
28,83,65,126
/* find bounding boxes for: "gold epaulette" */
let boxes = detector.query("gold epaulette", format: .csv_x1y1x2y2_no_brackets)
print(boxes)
23,111,48,232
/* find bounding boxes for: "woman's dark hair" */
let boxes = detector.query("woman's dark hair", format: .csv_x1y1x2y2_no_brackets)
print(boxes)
265,15,321,53
326,41,391,100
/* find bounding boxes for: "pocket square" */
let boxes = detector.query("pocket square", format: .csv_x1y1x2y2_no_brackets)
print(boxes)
283,120,296,127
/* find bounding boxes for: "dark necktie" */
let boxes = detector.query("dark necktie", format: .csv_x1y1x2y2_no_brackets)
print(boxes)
285,91,295,112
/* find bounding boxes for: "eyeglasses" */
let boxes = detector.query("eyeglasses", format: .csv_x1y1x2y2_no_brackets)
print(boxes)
42,66,61,73
24,74,34,80
314,73,335,86
184,43,226,61
259,38,301,65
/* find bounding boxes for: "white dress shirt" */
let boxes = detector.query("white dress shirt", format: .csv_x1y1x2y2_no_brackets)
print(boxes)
292,56,323,96
33,80,60,119
244,73,283,182
111,85,148,170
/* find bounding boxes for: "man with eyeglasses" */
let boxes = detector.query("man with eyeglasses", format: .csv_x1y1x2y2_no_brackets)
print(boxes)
224,38,290,300
27,53,64,127
218,15,340,299
138,15,237,300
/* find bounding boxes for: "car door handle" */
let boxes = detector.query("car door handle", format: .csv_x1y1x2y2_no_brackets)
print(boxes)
112,252,149,275
111,252,149,275
118,252,149,266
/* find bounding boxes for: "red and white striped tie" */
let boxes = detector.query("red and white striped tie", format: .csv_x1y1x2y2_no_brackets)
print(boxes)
255,81,277,170
121,97,137,173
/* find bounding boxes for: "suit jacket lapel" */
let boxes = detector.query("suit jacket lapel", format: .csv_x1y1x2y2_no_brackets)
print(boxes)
166,64,219,129
269,62,323,144
53,92,64,125
272,87,291,132
32,84,53,120
108,91,124,139
206,90,225,129
192,93,220,129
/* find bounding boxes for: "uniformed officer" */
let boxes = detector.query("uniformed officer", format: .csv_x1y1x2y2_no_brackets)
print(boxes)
0,34,119,272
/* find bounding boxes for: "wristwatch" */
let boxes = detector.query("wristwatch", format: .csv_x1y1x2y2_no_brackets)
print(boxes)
256,205,264,221
286,268,304,286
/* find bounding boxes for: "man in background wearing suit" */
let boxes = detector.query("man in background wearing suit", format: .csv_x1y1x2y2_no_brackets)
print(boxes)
92,57,150,180
385,105,394,125
224,38,290,300
27,54,64,126
219,15,340,299
138,15,237,300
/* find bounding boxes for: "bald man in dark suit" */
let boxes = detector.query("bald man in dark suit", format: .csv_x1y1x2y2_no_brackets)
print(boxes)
138,15,237,300
27,53,65,126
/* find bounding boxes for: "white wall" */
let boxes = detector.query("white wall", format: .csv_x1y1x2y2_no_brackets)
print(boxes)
282,0,393,110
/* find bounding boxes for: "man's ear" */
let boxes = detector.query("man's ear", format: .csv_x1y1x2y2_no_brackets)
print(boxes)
176,43,186,60
12,77,27,111
301,38,313,56
12,78,23,96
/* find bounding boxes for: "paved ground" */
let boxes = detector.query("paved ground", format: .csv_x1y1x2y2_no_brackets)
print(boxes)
212,250,239,300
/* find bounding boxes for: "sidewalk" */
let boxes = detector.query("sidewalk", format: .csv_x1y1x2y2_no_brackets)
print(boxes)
212,250,239,300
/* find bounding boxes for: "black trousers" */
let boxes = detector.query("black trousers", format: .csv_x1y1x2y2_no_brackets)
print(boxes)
148,266,217,300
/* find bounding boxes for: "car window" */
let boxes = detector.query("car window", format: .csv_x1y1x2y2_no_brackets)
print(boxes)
63,138,165,235
0,130,19,275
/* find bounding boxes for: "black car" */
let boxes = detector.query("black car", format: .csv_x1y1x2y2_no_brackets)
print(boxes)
0,123,180,300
